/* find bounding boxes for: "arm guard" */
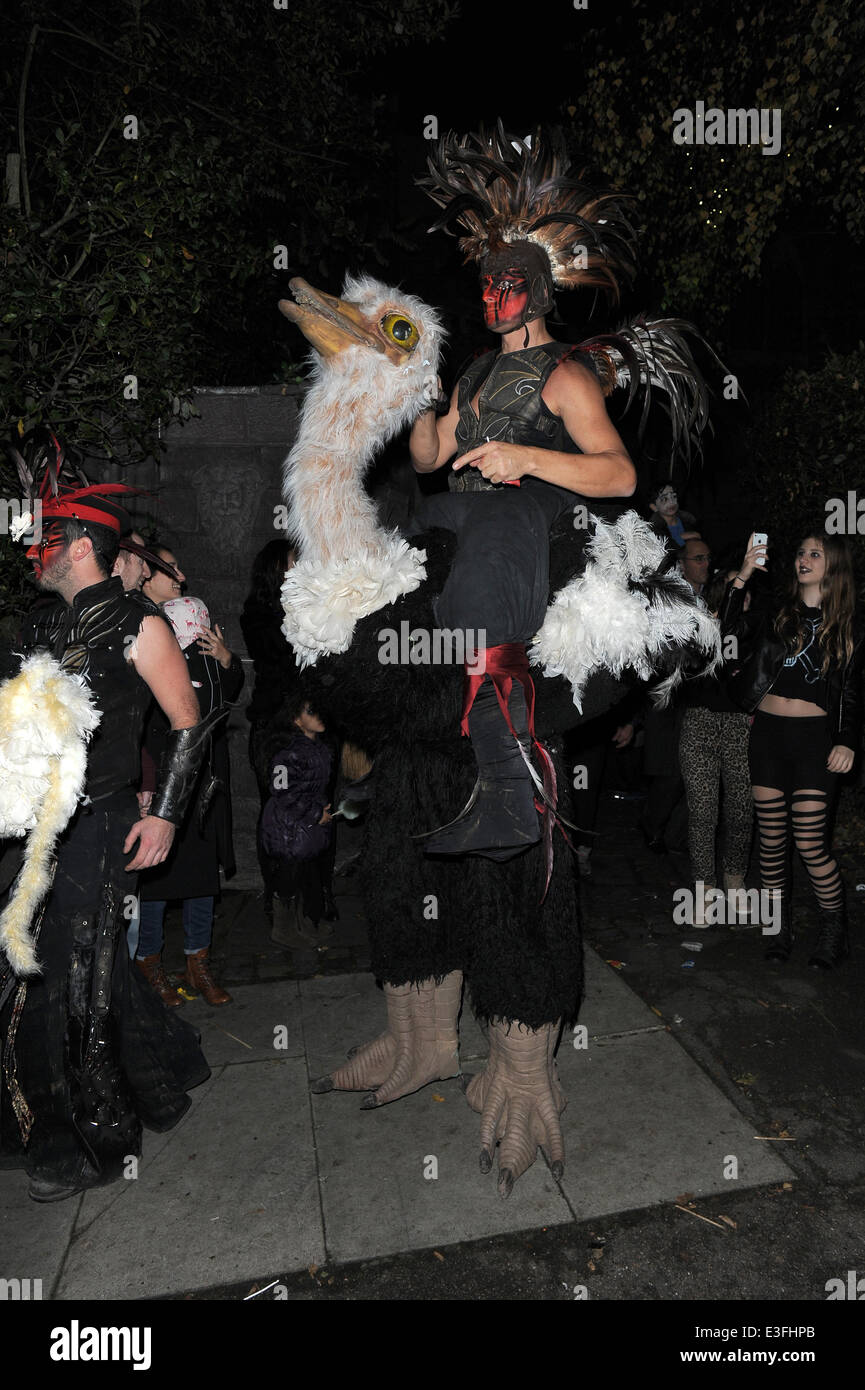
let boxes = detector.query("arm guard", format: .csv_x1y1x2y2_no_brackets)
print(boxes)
150,707,228,826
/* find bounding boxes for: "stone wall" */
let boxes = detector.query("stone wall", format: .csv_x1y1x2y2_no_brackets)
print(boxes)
126,385,304,888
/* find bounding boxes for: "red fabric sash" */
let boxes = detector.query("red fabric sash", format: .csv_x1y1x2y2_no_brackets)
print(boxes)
461,644,573,900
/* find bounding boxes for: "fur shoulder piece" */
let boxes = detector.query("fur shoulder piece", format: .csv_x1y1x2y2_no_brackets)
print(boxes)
529,510,721,709
0,651,101,976
281,535,428,668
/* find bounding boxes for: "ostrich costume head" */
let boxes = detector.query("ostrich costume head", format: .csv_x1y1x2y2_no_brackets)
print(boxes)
278,274,443,664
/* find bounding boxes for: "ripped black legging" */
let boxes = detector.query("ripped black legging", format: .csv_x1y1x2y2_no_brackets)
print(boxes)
749,712,843,911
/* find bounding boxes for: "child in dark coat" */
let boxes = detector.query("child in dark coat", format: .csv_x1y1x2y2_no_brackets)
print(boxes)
259,693,334,948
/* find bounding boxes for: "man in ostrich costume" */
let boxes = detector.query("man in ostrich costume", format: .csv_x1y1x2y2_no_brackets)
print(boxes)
0,432,211,1201
278,126,720,1195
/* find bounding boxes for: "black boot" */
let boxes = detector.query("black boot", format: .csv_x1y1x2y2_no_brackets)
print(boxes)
421,679,541,862
809,906,849,970
764,895,792,963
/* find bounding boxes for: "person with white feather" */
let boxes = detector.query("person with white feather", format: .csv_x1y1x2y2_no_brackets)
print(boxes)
0,432,211,1203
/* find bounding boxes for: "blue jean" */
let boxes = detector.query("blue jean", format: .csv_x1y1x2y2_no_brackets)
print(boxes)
136,897,215,958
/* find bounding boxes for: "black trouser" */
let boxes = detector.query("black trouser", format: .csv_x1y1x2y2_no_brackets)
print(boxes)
408,487,568,645
0,792,209,1187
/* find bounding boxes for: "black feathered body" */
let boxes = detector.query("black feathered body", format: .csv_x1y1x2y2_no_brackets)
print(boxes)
301,515,629,1028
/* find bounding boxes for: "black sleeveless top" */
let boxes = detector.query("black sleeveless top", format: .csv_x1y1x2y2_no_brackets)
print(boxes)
20,577,170,801
451,341,589,500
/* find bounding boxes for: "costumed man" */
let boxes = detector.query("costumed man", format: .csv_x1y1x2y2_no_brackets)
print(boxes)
408,127,640,858
0,432,214,1202
276,126,721,1195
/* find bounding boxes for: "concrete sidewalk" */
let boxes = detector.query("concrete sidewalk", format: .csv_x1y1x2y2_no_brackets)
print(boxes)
3,947,791,1301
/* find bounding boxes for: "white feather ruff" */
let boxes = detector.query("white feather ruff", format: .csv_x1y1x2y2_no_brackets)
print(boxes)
529,510,721,708
0,653,101,976
281,536,428,667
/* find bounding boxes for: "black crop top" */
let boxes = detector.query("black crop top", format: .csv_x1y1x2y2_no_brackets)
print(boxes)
771,608,829,709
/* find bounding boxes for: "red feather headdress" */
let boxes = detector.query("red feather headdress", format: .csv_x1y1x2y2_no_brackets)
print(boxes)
7,428,141,534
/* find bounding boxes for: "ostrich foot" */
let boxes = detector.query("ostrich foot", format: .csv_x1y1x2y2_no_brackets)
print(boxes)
311,972,462,1105
465,1019,566,1198
310,1030,397,1094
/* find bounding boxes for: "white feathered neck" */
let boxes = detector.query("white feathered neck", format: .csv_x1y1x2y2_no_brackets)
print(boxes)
281,275,442,665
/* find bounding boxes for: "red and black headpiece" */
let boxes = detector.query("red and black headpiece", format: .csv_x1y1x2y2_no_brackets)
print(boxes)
419,121,638,329
6,426,140,540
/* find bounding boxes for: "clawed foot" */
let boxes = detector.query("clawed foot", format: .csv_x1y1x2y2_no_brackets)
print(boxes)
311,1030,398,1094
467,1020,566,1198
310,973,463,1108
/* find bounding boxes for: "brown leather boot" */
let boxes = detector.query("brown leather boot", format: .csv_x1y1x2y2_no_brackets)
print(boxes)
182,948,232,1006
136,953,183,1008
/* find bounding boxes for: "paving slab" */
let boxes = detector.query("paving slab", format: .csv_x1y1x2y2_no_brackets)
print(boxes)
55,1059,324,1300
6,944,794,1300
580,950,666,1037
0,1169,80,1295
311,1076,571,1265
179,980,305,1065
556,1029,791,1220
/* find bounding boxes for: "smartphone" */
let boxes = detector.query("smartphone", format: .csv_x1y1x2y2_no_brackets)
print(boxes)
750,531,768,566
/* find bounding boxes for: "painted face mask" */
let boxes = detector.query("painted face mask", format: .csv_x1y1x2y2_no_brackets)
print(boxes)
26,522,67,579
479,242,554,333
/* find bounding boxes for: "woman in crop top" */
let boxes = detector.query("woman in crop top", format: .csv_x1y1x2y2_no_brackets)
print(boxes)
721,531,863,969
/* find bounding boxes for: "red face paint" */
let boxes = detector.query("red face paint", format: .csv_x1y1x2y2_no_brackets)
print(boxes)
480,267,530,331
26,528,65,575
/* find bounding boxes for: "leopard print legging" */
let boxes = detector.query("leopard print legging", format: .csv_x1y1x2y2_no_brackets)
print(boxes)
679,707,754,885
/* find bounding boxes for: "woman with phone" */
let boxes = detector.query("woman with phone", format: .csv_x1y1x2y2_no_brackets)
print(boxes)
722,530,863,967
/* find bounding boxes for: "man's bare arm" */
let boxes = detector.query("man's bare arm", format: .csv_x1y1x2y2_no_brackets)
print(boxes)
123,616,200,871
131,615,200,729
409,381,460,473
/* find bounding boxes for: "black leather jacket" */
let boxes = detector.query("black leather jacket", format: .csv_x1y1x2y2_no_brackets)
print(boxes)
720,582,865,750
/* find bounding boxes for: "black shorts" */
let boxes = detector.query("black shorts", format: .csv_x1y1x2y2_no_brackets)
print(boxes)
748,711,837,794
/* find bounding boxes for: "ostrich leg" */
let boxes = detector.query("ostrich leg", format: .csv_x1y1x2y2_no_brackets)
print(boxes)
465,1019,567,1198
310,971,462,1104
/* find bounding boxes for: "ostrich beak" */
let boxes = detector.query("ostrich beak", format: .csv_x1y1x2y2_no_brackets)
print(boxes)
279,278,385,359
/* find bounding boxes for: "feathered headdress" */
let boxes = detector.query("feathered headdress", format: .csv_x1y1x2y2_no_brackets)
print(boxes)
419,121,638,301
5,426,140,537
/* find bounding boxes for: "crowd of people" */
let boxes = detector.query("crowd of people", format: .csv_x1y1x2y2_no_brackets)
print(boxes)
0,426,861,1209
576,487,863,964
2,121,860,1213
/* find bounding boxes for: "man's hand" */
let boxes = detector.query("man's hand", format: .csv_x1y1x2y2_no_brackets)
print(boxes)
612,723,634,749
420,373,442,409
319,803,333,825
827,744,855,775
124,815,176,871
452,441,534,484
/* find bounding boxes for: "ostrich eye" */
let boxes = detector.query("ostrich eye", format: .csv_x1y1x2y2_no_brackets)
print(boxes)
380,313,419,351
